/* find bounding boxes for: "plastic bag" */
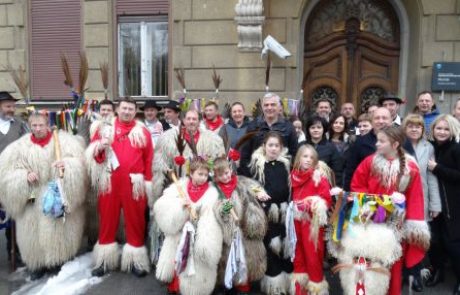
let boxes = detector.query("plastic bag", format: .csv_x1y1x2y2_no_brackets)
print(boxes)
42,181,64,218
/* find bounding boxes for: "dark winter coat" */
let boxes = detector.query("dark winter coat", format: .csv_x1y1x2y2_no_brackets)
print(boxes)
431,139,460,240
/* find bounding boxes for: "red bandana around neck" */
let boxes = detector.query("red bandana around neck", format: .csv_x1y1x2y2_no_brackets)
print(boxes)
187,180,209,203
205,115,224,131
291,168,315,189
31,131,52,147
183,129,200,145
115,118,136,139
218,174,238,199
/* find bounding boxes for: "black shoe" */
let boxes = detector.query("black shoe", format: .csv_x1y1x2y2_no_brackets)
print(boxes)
131,266,147,278
47,265,62,275
411,275,423,292
425,268,444,287
91,265,106,277
30,268,46,281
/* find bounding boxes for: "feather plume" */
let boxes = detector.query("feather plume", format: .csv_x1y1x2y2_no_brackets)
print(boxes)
99,62,109,99
251,99,263,119
186,130,198,157
221,101,231,119
220,125,230,153
211,65,222,92
174,68,186,92
5,65,29,100
60,54,74,89
265,54,271,92
234,130,259,151
78,51,89,95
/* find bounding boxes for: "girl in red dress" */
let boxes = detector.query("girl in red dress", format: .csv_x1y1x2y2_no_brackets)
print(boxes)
350,126,430,295
290,144,332,295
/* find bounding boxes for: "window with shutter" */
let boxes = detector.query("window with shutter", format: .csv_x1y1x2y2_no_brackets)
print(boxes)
30,0,81,100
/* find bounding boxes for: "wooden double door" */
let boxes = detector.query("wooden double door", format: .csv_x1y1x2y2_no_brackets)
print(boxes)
303,0,401,113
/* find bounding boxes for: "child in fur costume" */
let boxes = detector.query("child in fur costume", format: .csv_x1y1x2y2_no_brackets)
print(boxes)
213,157,268,294
244,131,293,295
349,126,429,295
290,144,331,295
154,157,223,295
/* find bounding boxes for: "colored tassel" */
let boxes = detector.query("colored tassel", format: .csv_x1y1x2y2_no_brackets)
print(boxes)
373,205,386,223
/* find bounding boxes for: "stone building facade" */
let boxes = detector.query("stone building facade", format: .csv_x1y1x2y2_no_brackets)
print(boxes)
0,0,459,114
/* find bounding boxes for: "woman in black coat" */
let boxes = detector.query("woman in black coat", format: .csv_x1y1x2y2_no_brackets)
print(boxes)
426,114,460,294
300,115,344,186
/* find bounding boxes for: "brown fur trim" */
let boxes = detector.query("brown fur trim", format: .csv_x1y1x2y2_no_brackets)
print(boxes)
244,238,267,281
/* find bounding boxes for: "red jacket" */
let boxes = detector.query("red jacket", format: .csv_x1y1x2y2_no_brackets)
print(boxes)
351,154,426,268
291,168,332,207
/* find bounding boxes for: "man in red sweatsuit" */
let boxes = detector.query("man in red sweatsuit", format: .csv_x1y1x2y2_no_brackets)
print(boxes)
86,97,154,277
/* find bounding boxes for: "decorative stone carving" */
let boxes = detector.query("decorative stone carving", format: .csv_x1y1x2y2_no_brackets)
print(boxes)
234,0,265,51
360,86,386,112
306,0,397,45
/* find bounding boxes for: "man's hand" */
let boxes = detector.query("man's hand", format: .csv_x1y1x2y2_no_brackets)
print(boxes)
27,171,39,183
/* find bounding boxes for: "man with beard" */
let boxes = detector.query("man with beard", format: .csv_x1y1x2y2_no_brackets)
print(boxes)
0,91,28,265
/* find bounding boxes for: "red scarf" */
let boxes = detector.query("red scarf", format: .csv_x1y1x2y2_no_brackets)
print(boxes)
183,129,200,145
187,180,209,203
291,168,314,189
205,115,223,131
31,131,52,147
115,118,136,140
217,175,238,199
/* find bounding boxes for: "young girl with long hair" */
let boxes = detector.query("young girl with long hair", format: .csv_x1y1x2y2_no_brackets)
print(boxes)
290,144,332,294
248,131,293,294
350,126,429,295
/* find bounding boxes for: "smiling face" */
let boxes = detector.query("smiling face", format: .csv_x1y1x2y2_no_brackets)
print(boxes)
308,122,324,141
358,121,372,135
99,104,114,118
316,101,332,118
262,96,280,122
164,108,180,124
184,110,199,133
433,120,452,143
332,116,346,134
264,136,282,161
372,108,392,131
190,167,209,186
230,104,245,125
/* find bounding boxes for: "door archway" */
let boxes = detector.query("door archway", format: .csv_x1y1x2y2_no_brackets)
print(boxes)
302,0,401,113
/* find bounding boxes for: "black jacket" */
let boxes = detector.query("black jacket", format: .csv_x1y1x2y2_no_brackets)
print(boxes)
431,139,460,240
238,117,298,176
300,139,344,187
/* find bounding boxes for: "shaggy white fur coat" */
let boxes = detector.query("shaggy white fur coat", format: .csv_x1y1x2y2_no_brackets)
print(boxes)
154,178,223,295
0,131,87,271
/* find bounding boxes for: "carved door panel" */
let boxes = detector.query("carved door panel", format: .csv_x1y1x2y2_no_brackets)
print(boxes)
303,0,400,113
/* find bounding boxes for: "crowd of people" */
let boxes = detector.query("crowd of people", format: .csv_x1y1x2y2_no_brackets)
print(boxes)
0,89,460,295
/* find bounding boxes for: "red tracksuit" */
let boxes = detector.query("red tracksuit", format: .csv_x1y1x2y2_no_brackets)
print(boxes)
291,168,332,293
351,154,426,295
93,118,153,247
